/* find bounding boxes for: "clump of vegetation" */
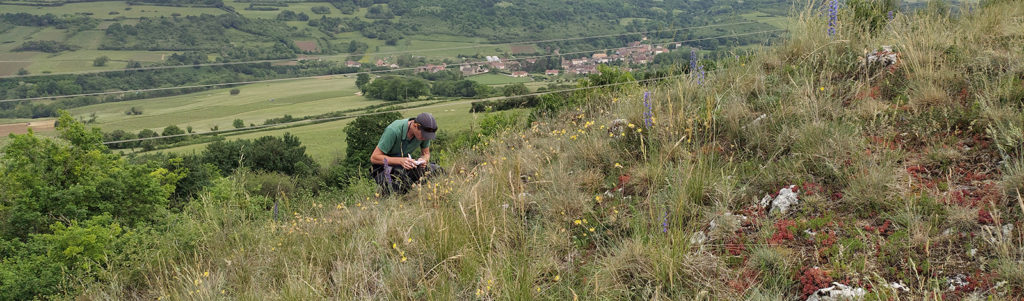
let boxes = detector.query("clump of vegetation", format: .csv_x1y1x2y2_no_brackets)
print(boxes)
13,40,80,53
124,106,143,115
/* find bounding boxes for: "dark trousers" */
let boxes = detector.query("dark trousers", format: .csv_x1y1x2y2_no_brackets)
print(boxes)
371,163,442,196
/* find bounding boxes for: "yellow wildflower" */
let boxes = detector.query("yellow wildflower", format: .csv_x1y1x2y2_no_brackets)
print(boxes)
573,219,582,225
589,227,595,232
614,163,623,168
554,275,561,282
628,123,635,128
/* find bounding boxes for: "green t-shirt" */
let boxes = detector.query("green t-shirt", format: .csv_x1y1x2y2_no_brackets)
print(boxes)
376,118,432,157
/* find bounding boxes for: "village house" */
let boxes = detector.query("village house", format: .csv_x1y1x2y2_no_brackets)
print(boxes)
346,61,361,68
545,69,560,76
460,64,487,76
510,71,528,77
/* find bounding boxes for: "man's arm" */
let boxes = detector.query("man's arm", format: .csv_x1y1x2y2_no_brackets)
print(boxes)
417,147,430,165
371,147,416,169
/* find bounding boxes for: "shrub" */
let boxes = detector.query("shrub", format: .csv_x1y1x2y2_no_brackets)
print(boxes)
129,154,221,209
125,106,143,115
92,56,109,67
0,112,179,240
233,118,245,129
202,133,318,176
0,215,133,300
230,88,240,95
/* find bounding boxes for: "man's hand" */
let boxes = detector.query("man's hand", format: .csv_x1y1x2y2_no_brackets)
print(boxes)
398,157,417,170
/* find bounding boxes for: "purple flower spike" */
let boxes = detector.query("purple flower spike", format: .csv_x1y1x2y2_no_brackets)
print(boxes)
827,0,840,36
642,91,654,128
661,210,669,233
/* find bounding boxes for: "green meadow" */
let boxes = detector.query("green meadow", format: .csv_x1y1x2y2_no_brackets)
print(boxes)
63,75,382,132
0,2,224,19
740,11,790,29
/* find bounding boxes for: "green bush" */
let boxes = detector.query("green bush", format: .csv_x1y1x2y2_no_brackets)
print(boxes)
202,133,318,176
0,215,131,300
0,112,179,240
130,153,221,209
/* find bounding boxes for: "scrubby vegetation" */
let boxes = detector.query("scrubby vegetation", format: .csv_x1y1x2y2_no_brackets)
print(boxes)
2,0,1023,299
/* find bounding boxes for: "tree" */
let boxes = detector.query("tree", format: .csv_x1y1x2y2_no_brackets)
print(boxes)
93,56,109,67
502,83,530,96
356,73,370,91
325,112,402,188
230,88,241,95
363,76,430,101
233,119,245,129
137,128,159,151
16,68,29,75
161,125,186,143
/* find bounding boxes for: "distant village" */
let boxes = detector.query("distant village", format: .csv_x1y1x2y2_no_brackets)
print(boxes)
342,39,682,78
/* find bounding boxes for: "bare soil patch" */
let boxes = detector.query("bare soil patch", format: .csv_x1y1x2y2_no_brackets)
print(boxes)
509,45,536,54
294,40,319,52
0,119,55,136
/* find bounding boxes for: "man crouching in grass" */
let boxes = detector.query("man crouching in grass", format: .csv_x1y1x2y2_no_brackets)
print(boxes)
370,112,443,196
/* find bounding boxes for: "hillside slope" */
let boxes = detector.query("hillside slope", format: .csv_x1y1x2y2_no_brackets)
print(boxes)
82,1,1024,299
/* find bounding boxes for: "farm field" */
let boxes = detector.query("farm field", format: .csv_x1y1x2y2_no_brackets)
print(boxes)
0,2,224,19
10,49,172,74
63,75,383,132
467,73,534,85
740,11,790,29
